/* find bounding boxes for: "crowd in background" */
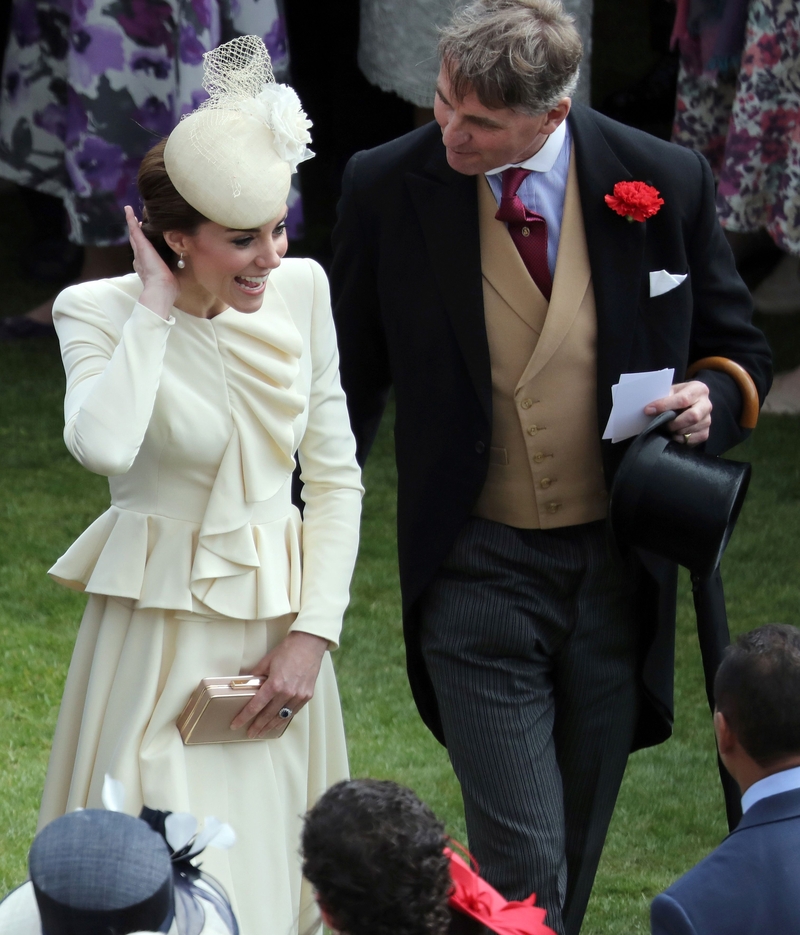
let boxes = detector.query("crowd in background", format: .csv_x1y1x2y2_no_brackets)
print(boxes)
0,0,797,350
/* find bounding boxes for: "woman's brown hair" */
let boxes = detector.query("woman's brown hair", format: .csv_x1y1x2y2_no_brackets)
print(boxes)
137,139,209,267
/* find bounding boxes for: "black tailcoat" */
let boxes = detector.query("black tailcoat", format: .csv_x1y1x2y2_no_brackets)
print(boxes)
330,105,772,750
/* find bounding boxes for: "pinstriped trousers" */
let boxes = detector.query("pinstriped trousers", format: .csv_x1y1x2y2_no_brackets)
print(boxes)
419,517,640,935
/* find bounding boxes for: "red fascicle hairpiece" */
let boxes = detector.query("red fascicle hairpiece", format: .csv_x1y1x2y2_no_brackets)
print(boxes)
445,846,556,935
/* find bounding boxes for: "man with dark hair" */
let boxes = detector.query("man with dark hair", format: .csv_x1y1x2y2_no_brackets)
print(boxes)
651,624,800,934
301,778,556,935
330,0,772,931
301,779,455,935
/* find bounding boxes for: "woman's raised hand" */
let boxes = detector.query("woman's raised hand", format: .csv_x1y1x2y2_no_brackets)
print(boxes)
125,205,179,320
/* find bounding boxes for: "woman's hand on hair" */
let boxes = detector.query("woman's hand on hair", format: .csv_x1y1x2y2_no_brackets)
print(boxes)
125,205,179,320
230,631,329,738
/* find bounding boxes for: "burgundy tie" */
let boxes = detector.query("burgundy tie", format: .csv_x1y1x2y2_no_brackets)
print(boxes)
494,167,552,301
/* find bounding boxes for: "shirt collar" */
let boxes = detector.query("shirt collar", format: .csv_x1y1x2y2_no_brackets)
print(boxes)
485,119,568,176
741,764,800,813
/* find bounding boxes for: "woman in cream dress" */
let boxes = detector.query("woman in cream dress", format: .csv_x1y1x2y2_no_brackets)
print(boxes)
39,37,362,935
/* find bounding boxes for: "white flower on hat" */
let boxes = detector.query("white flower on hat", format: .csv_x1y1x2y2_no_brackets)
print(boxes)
239,83,314,174
165,811,237,855
102,773,236,856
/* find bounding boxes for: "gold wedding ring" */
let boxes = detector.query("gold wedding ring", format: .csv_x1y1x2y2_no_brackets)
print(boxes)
683,433,692,444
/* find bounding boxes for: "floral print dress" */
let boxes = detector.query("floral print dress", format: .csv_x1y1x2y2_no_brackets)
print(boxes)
0,0,302,245
672,0,799,256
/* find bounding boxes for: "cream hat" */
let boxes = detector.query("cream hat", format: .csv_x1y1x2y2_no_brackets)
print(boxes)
164,35,313,229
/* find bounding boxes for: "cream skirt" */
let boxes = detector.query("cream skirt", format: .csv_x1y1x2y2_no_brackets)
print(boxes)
39,595,349,935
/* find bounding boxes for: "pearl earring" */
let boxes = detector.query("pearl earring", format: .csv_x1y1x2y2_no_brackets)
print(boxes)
177,253,186,269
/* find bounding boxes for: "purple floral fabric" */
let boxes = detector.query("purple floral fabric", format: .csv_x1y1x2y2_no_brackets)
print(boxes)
0,0,304,245
673,0,799,256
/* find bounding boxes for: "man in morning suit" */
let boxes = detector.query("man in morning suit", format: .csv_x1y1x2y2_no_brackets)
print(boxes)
329,2,772,932
651,624,800,934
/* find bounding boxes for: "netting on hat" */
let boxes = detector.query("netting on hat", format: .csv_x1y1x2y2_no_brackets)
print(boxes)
176,34,313,200
186,36,278,195
198,34,276,111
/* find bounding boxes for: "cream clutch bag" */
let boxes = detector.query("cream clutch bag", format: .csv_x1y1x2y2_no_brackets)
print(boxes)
177,676,292,744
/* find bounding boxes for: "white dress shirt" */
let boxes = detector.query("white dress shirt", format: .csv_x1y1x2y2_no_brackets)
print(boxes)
741,764,800,813
485,119,571,279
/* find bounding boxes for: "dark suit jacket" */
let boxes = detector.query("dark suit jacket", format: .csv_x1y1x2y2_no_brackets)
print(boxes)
650,787,800,934
330,105,772,749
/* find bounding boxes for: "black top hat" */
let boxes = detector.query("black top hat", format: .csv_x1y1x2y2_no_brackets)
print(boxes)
29,810,174,935
608,410,751,578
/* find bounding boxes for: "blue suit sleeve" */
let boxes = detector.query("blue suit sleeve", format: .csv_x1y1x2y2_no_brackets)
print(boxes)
651,893,699,935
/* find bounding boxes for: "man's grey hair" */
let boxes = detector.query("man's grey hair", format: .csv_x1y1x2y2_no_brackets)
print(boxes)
438,0,583,115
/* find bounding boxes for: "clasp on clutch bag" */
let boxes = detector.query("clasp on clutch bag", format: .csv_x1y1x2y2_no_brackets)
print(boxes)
229,677,262,689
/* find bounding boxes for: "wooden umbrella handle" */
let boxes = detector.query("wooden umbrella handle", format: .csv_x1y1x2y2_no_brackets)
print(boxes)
686,356,760,429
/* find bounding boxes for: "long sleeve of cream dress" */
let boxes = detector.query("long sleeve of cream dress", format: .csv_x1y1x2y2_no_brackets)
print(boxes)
41,260,363,935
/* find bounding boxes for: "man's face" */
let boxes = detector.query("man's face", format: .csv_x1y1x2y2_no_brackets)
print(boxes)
433,66,568,176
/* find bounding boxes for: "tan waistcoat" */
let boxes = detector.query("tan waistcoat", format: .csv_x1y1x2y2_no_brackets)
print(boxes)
472,150,608,529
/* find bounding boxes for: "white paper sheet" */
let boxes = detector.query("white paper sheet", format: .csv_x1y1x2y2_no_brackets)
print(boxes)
602,368,675,443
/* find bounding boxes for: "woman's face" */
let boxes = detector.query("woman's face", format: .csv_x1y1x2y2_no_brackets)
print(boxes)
168,208,289,315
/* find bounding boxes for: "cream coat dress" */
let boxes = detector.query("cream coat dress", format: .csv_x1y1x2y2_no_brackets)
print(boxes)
41,260,363,935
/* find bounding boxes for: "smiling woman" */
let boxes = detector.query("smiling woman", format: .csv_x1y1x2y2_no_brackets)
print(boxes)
35,35,363,935
165,215,289,314
132,139,290,318
126,126,289,318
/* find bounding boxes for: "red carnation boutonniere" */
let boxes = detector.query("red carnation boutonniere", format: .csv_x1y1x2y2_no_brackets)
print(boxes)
605,180,664,223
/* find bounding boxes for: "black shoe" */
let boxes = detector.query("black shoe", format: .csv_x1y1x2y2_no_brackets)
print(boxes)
0,315,56,341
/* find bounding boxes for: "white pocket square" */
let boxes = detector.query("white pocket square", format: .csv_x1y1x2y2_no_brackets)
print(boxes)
649,269,688,297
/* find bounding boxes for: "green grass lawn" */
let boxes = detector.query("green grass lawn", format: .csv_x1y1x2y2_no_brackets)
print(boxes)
1,180,799,932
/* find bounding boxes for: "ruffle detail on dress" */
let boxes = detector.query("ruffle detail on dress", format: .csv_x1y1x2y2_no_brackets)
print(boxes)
48,505,303,620
213,290,306,504
188,289,307,615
